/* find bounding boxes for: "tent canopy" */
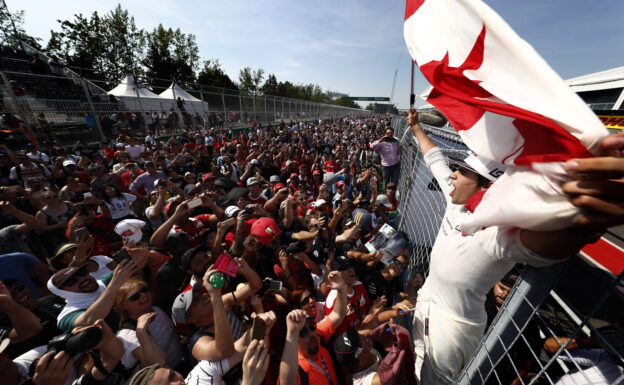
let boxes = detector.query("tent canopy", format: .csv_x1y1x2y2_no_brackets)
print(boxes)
159,82,203,101
566,66,624,93
108,76,163,99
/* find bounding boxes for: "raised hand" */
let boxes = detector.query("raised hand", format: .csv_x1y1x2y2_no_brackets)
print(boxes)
241,339,270,385
285,309,307,334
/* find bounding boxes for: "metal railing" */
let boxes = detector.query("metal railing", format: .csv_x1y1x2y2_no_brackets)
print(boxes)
389,114,624,385
0,54,366,146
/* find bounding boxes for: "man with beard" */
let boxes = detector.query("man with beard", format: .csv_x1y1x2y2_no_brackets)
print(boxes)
279,271,347,385
47,259,136,331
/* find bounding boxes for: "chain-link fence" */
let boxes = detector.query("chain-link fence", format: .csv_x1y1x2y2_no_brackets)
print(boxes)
390,114,624,385
0,46,366,147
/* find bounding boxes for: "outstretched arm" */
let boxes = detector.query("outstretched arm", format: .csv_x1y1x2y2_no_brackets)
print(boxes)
408,109,438,156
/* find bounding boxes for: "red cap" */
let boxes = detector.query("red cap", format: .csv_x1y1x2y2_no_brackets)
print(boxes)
124,162,136,168
202,173,215,182
336,181,345,187
290,172,298,178
164,200,183,217
250,217,281,246
312,170,321,176
183,143,193,148
273,183,286,193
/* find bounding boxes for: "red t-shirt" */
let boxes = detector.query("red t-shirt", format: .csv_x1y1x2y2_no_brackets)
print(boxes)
274,256,313,290
324,282,370,334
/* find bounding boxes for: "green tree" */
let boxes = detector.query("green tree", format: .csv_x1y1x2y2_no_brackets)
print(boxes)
261,73,278,95
332,97,361,109
101,5,144,76
238,67,264,94
197,59,237,90
365,103,374,111
142,24,199,85
0,7,42,49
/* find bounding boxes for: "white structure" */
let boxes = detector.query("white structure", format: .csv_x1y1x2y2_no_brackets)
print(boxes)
159,82,208,114
566,66,624,111
108,76,175,113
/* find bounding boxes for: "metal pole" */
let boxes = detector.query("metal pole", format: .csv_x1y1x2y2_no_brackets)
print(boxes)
252,94,256,124
410,60,416,109
238,93,243,128
263,95,267,125
80,76,105,140
0,70,36,144
132,74,146,121
221,89,227,124
169,80,183,130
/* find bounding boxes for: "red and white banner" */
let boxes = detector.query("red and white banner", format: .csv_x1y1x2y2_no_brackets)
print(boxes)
404,0,609,232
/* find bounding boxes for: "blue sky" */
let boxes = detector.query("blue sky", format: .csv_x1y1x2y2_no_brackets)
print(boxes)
7,0,624,109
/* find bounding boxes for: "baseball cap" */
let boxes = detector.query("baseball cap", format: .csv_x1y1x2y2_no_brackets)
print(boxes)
116,143,124,148
375,194,393,209
181,245,209,271
312,170,321,176
336,181,345,188
225,205,241,218
273,183,286,193
250,217,281,246
331,256,353,271
164,200,182,217
62,159,76,167
171,283,201,325
246,177,260,186
184,184,200,195
124,162,136,168
463,152,506,181
352,208,372,231
313,199,327,208
202,173,215,182
51,267,86,289
333,327,364,367
269,175,280,183
50,243,77,270
285,160,294,167
114,219,146,244
250,159,259,165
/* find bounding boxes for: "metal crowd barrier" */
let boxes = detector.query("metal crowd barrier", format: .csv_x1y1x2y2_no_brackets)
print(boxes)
390,115,624,385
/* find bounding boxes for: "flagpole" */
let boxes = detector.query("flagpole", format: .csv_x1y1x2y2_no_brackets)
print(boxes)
409,60,415,109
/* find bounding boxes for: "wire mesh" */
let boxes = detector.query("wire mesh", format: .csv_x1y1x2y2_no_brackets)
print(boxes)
389,114,624,385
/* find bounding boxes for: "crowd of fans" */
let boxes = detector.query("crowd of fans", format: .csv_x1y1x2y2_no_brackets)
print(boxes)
0,116,418,385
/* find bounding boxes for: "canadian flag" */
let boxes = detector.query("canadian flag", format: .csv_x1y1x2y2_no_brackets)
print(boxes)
404,0,609,232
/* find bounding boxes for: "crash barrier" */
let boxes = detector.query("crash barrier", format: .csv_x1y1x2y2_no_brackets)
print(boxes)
390,114,624,385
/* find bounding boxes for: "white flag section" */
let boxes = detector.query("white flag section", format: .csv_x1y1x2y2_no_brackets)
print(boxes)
404,0,608,233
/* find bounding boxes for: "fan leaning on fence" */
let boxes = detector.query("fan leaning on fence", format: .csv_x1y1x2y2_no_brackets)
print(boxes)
407,109,624,385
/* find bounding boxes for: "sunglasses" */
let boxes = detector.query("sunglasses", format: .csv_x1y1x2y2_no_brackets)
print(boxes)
391,259,407,270
300,295,314,307
126,286,149,302
299,319,317,338
60,267,90,289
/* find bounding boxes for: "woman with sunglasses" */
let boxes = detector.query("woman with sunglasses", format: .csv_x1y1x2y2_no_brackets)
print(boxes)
102,184,137,224
35,190,76,257
114,279,183,374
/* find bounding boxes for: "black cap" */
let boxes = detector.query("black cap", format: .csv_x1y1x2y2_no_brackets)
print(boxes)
181,245,208,271
331,256,353,271
333,327,363,367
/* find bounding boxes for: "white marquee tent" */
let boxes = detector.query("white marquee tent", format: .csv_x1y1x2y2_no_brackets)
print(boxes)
159,82,208,114
107,76,176,112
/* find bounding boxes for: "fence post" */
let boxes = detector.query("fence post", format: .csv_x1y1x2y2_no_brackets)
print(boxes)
0,70,36,145
79,76,105,141
263,95,267,124
169,80,184,130
221,89,227,123
132,74,146,122
238,94,243,127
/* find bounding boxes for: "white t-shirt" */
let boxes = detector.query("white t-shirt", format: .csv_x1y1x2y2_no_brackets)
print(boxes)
89,255,114,280
126,144,144,159
102,193,137,219
27,151,50,164
117,306,183,371
185,359,230,385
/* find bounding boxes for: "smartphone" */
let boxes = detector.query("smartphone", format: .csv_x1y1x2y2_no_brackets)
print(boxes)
75,227,89,242
112,249,131,263
250,317,266,341
186,197,203,209
266,280,283,292
214,253,239,277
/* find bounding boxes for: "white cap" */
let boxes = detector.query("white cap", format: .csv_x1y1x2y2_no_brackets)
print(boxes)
225,205,241,218
114,219,146,244
269,175,280,183
62,159,76,167
463,152,507,181
313,199,327,208
375,194,393,209
116,143,124,148
246,177,260,186
251,159,259,165
285,160,294,166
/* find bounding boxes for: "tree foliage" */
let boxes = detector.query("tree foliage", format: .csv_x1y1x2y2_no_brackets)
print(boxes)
332,97,362,109
197,59,238,90
142,24,199,85
365,103,374,111
238,67,265,94
0,7,42,49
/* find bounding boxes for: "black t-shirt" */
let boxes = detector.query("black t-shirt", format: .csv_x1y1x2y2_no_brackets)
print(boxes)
356,263,403,305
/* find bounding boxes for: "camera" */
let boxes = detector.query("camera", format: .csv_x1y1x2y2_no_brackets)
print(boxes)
47,328,102,356
285,241,307,254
